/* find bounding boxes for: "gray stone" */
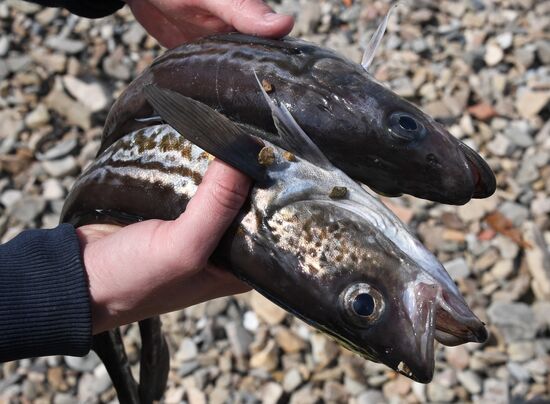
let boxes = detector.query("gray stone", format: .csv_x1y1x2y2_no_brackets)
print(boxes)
443,257,470,279
523,222,550,300
177,337,198,362
482,379,508,404
122,22,147,45
500,201,529,226
283,368,303,392
516,160,539,185
487,301,536,342
508,341,535,362
10,196,46,224
224,321,252,358
0,36,9,57
92,364,112,394
178,360,199,377
62,76,110,112
487,133,513,156
45,36,86,54
357,390,386,404
457,370,482,394
25,104,50,129
77,373,97,403
533,301,550,331
36,138,78,161
45,79,91,129
261,382,284,404
507,362,531,382
64,351,101,372
42,156,79,177
6,54,31,72
1,189,22,209
102,53,131,81
504,121,533,148
427,382,455,402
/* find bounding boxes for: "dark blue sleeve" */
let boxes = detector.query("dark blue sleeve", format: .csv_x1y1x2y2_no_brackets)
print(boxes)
0,224,92,362
25,0,125,18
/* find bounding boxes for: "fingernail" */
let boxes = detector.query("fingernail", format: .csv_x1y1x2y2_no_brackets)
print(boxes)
263,12,285,22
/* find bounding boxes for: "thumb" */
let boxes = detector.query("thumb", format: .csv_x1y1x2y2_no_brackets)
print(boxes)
202,0,294,38
163,158,251,271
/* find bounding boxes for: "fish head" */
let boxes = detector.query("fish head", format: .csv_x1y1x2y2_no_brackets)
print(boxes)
260,196,488,383
353,80,496,204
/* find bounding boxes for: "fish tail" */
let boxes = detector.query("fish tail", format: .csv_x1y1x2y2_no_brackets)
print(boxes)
138,317,170,403
92,330,140,403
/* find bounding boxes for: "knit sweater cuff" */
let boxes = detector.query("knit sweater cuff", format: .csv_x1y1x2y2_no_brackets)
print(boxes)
0,224,92,362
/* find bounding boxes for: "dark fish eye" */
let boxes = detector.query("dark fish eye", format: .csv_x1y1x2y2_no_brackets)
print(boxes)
388,112,426,142
341,283,384,326
353,293,375,316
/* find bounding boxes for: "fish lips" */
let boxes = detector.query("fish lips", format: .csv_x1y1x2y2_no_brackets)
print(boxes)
385,282,488,384
459,141,496,200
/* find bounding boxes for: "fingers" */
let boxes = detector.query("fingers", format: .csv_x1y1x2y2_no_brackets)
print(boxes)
126,0,187,48
164,158,251,271
199,0,294,37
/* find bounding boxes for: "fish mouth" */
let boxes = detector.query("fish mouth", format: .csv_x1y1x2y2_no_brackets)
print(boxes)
396,283,488,383
459,142,496,199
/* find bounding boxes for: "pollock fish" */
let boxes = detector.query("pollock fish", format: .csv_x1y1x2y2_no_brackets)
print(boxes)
101,28,495,205
62,83,487,402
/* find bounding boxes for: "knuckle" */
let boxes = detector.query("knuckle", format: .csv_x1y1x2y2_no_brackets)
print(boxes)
211,177,248,214
232,0,252,12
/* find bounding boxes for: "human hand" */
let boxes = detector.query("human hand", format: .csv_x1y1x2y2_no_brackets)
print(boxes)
125,0,295,48
76,159,251,334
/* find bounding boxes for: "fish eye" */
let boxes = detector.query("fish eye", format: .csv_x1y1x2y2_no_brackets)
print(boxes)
341,283,384,325
388,112,426,142
353,293,375,316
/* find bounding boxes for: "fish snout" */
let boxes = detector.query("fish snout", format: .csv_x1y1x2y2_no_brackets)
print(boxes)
459,141,496,199
434,288,488,346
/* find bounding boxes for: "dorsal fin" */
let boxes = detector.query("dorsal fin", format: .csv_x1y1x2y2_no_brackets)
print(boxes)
361,4,398,71
253,72,334,170
143,85,266,182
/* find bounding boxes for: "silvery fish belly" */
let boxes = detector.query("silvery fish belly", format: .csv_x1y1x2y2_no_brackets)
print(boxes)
101,33,496,205
62,86,487,382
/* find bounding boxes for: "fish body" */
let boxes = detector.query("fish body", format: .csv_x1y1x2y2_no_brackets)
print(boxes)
103,33,495,205
63,98,487,383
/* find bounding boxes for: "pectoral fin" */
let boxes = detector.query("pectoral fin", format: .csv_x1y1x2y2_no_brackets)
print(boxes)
143,85,266,182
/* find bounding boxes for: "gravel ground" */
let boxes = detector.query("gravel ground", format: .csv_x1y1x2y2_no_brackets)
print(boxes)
0,0,549,403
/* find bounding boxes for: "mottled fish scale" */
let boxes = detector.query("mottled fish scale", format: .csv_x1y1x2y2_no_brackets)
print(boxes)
75,125,211,199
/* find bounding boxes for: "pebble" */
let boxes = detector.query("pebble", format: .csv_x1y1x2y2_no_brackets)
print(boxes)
283,368,303,392
250,340,278,371
357,390,386,404
311,334,338,369
250,291,287,325
457,370,482,394
45,36,85,54
176,338,199,362
274,328,306,354
25,104,50,129
225,321,252,358
10,196,45,224
62,76,110,112
42,156,79,177
487,302,537,343
261,382,284,404
427,382,456,402
64,352,101,372
444,257,470,279
516,91,550,118
485,43,504,66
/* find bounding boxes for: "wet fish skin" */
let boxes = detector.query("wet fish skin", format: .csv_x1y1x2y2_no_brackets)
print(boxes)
62,121,487,384
102,33,496,205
